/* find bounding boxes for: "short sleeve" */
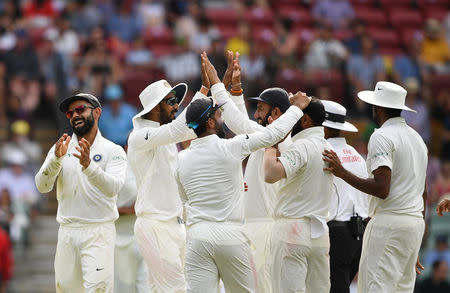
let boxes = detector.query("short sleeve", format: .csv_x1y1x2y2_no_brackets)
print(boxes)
367,132,393,174
278,143,308,179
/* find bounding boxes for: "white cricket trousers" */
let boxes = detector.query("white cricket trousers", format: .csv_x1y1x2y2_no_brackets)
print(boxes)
272,218,330,293
185,222,257,293
245,220,274,293
358,213,425,293
55,222,115,293
134,215,186,293
114,215,150,293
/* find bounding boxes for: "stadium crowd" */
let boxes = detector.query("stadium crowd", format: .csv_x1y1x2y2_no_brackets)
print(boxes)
0,0,449,292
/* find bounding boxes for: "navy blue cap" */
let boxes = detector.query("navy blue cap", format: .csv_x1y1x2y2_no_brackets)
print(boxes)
249,87,291,113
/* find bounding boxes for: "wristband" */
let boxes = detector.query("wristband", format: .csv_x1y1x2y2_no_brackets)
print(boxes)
230,89,243,94
201,85,209,91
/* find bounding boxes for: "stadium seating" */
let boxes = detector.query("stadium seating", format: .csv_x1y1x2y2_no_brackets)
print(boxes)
354,7,389,28
389,8,424,30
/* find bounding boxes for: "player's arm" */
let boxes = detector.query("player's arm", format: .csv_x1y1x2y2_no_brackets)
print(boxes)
263,146,286,183
35,134,70,193
82,145,127,197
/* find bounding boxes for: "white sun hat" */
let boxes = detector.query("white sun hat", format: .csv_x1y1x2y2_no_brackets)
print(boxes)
134,79,188,119
322,100,358,132
357,81,416,113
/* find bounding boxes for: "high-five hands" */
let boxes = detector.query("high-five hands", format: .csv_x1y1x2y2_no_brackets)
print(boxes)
55,134,71,158
200,52,221,86
222,50,234,89
74,138,91,170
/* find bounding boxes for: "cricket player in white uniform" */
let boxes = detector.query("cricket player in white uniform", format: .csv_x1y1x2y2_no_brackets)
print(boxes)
323,81,428,293
175,54,311,293
114,159,150,292
127,79,208,292
35,93,127,293
264,97,333,293
322,100,369,293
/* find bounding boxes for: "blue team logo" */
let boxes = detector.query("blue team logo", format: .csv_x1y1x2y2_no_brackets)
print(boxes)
93,154,102,162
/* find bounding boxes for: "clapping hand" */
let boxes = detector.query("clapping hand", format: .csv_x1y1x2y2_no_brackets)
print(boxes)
55,134,71,158
74,138,91,170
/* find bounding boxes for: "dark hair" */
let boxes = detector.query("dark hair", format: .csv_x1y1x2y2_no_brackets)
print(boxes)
186,98,218,137
432,259,445,271
384,107,402,118
303,97,325,126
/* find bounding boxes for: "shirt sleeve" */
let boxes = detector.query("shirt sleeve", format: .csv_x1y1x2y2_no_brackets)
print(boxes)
224,106,303,160
211,83,263,135
34,145,63,193
82,145,127,198
128,91,206,151
366,131,393,174
278,142,308,179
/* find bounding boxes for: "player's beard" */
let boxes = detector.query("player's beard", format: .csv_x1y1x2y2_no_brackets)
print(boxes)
71,112,95,136
260,111,272,127
213,117,226,139
161,108,177,125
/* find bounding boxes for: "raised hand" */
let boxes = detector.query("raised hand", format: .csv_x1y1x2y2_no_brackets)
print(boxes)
74,138,91,170
289,91,311,110
201,60,210,93
55,134,71,158
222,50,234,89
231,52,242,92
201,51,221,85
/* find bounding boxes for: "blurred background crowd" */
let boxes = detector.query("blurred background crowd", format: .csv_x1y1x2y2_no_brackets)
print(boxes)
0,0,449,292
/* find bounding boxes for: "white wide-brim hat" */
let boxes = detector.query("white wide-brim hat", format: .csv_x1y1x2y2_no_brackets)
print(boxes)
322,100,358,132
357,81,416,113
134,80,188,119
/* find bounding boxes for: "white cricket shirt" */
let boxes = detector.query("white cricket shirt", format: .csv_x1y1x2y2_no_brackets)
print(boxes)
176,103,303,226
116,164,137,240
366,117,427,217
35,131,127,224
127,92,202,220
327,137,369,221
274,126,334,238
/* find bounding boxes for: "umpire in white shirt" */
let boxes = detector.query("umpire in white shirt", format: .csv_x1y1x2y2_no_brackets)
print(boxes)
127,79,208,292
175,55,311,293
322,100,369,293
35,93,127,292
264,97,333,293
323,81,428,293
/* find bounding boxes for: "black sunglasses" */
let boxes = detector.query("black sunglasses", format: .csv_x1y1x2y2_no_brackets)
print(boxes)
164,96,178,106
66,105,96,119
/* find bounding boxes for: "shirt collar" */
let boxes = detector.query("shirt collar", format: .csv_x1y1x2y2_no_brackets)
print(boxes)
380,117,406,128
327,137,346,147
133,117,160,129
292,126,324,142
190,134,219,147
71,129,103,148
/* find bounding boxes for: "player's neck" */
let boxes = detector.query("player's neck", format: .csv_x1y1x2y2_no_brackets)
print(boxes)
78,128,98,146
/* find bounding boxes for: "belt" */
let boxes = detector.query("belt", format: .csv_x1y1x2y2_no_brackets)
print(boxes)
327,220,350,228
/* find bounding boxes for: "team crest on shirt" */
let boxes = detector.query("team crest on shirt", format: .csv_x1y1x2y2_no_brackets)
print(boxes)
93,154,102,162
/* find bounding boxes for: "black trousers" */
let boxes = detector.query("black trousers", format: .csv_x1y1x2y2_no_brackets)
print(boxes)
328,221,363,293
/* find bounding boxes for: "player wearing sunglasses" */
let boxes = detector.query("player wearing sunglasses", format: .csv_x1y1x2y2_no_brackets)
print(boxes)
35,93,128,292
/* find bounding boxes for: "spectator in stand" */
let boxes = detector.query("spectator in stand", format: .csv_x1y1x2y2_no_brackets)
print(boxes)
401,78,431,144
65,0,101,41
240,43,267,98
125,35,154,69
0,226,13,293
430,159,450,206
225,22,251,56
98,84,136,147
4,28,40,119
106,1,143,44
393,38,429,85
0,13,17,52
1,120,42,173
416,259,450,293
189,16,220,53
421,19,450,73
53,12,80,58
347,35,386,116
138,0,166,29
312,0,355,30
171,1,203,42
303,23,348,72
0,188,13,235
444,12,450,46
425,234,450,269
22,0,57,28
0,149,39,246
272,18,298,64
344,19,369,55
206,37,227,79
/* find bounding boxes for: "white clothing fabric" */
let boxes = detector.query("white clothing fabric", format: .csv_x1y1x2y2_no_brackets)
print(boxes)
35,131,127,224
366,117,427,217
55,222,116,293
272,218,330,293
185,223,256,293
114,166,150,293
176,97,303,225
128,92,202,220
357,213,424,293
327,137,369,221
275,127,334,238
134,216,186,293
245,221,274,293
